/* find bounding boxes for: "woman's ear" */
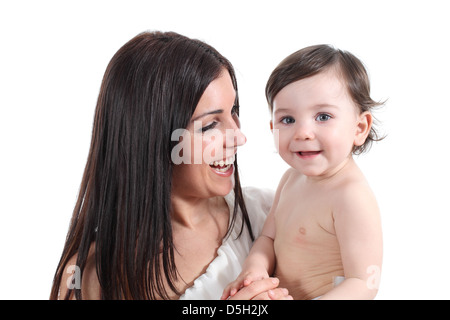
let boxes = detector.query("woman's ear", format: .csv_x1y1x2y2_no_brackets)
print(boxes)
270,120,273,133
354,111,373,147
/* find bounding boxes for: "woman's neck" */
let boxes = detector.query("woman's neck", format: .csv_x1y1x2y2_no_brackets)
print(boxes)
170,194,226,230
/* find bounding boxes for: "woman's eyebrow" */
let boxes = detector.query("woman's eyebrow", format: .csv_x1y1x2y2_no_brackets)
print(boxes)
191,109,223,122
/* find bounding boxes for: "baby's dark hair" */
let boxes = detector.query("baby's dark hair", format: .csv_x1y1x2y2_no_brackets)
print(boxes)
266,44,384,155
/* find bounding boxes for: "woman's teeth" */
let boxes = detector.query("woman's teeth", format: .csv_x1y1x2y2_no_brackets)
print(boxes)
209,155,235,172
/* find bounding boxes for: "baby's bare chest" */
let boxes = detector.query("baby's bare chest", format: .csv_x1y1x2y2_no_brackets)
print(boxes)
273,187,343,285
274,186,337,245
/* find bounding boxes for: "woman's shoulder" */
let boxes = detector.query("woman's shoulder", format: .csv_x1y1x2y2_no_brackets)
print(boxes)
240,186,275,237
58,243,101,300
241,186,275,216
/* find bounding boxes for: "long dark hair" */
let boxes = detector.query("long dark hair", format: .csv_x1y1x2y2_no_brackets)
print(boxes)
50,31,253,300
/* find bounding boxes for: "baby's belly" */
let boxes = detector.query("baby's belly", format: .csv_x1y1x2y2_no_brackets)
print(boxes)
274,238,344,300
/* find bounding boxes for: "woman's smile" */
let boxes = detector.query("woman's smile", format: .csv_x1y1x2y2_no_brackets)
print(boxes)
209,155,235,176
209,163,234,177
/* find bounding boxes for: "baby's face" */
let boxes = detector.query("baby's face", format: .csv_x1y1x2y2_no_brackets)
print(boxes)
271,69,364,178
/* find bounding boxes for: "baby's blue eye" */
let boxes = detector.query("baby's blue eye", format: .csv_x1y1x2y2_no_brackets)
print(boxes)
316,113,331,122
281,116,295,124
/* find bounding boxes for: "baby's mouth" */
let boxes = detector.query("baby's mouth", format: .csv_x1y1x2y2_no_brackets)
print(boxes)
298,151,321,156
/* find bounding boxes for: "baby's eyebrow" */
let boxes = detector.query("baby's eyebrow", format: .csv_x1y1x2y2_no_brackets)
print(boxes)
274,104,339,114
273,108,292,114
314,103,340,109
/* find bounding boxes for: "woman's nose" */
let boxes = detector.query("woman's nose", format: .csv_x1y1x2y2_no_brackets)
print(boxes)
225,127,246,148
234,128,247,147
224,114,247,148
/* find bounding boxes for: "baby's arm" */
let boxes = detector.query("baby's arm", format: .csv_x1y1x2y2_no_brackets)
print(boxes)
220,232,275,299
221,169,293,300
319,183,383,300
221,198,277,299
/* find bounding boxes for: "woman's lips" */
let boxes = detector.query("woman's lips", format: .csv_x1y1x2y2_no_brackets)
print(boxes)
209,155,235,177
209,163,234,177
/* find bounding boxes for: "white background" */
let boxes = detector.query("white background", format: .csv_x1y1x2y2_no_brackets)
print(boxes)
1,0,449,299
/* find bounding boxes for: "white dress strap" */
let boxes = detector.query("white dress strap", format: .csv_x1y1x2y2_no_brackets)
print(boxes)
179,187,274,300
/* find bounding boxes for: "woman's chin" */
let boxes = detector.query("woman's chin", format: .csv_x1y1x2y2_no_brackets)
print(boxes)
208,165,235,196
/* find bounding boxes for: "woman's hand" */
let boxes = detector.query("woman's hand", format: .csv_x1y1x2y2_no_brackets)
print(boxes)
221,268,269,300
226,277,292,300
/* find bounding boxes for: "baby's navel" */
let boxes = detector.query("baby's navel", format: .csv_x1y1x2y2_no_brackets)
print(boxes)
299,227,306,235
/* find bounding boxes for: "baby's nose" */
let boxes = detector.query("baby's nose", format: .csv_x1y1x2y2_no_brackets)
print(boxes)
294,124,315,140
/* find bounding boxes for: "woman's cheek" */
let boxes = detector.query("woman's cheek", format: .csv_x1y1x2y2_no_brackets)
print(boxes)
201,130,225,164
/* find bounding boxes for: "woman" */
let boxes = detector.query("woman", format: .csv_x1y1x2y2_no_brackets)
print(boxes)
50,31,291,300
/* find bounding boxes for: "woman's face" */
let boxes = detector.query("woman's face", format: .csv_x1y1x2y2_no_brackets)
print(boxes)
171,70,246,199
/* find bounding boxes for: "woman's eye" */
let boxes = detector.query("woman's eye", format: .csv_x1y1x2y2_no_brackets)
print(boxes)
280,116,295,124
316,113,331,122
201,121,218,132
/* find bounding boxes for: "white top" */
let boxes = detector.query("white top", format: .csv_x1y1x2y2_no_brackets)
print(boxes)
179,187,274,300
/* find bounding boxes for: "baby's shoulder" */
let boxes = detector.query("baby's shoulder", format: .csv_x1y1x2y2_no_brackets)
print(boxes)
279,167,302,186
331,174,378,218
339,170,373,195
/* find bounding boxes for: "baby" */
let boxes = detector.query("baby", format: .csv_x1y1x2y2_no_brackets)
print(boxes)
222,45,383,300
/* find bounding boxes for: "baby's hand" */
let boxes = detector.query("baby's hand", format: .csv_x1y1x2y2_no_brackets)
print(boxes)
221,270,269,300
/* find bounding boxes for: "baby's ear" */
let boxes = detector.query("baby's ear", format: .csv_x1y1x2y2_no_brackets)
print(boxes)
354,111,373,146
